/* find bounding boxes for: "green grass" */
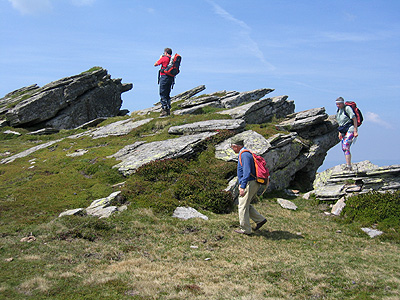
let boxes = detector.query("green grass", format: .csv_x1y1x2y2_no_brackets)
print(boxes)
0,113,399,299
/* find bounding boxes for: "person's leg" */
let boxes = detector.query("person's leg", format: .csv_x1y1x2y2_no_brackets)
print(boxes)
159,76,168,110
342,132,354,169
237,184,253,234
238,181,264,234
248,182,265,224
165,76,173,111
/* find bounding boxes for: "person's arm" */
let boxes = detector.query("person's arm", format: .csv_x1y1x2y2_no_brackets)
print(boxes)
352,117,358,137
239,153,253,196
154,55,165,67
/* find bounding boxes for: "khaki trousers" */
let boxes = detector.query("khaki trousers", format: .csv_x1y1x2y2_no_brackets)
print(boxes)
238,180,265,234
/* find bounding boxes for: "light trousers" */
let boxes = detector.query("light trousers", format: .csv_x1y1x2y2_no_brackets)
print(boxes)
238,180,265,234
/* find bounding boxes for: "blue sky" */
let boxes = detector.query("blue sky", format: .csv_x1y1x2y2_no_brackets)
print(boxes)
1,0,399,170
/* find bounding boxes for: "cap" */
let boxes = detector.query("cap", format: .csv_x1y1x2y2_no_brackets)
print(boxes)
231,137,244,146
336,97,345,103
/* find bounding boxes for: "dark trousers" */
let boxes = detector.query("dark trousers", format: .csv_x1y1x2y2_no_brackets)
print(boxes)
159,75,174,110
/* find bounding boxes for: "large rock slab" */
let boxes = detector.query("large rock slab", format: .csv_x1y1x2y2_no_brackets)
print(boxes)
1,68,132,130
69,118,153,139
168,119,245,135
220,88,274,108
218,95,294,124
112,132,218,176
173,101,222,115
215,130,271,162
276,107,332,138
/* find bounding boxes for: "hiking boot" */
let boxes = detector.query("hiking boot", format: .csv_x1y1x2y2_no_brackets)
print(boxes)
254,219,267,231
166,108,171,116
160,109,168,117
234,229,251,235
344,165,353,171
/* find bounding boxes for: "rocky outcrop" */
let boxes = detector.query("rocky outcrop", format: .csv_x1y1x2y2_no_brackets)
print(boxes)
1,84,341,194
0,67,132,130
312,161,400,201
216,107,339,192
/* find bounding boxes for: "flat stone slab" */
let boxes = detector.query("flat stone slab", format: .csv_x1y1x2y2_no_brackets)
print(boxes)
361,228,384,238
172,206,209,220
168,119,245,135
69,118,153,139
1,139,64,164
331,197,346,216
112,132,218,176
58,208,86,217
277,198,298,210
314,184,345,199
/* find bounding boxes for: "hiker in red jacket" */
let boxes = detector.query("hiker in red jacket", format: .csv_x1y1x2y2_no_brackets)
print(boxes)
231,137,267,235
154,48,174,117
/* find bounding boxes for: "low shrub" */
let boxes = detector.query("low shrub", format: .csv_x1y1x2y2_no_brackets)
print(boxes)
54,215,115,241
343,191,400,240
122,131,237,215
135,158,189,182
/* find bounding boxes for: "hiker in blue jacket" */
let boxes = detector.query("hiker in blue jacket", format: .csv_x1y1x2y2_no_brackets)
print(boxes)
335,97,359,171
231,137,267,235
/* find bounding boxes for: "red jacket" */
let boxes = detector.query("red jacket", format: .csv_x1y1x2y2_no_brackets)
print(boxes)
155,55,171,75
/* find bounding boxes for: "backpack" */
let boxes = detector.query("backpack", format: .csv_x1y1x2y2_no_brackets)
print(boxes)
343,101,363,127
239,149,270,185
162,53,181,77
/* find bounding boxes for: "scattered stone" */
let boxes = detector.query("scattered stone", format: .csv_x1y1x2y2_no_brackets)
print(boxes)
284,189,298,197
302,191,312,200
5,257,14,262
361,228,384,238
112,181,126,188
277,198,298,210
172,207,209,220
86,191,123,217
59,191,126,219
20,235,36,242
26,128,59,135
331,197,346,216
0,151,11,157
66,149,88,157
190,245,199,249
336,230,342,233
58,208,86,217
4,130,21,135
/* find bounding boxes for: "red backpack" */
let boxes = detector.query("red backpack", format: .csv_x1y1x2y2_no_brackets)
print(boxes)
162,53,181,77
343,101,363,127
239,149,270,185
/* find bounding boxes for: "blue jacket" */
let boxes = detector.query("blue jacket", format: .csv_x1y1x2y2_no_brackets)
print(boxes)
237,148,256,189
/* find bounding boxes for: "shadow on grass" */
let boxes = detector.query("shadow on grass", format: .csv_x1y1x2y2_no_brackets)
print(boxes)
256,230,304,240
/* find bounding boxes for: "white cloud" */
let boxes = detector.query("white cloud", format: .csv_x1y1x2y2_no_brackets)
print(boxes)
8,0,52,15
365,112,394,129
206,0,275,71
